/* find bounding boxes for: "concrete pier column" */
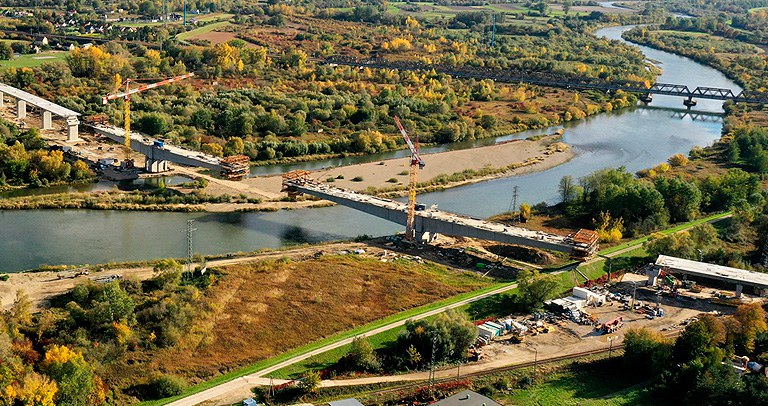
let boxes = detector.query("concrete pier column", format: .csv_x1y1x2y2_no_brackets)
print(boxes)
66,116,79,142
0,91,4,107
646,266,661,286
736,284,744,299
42,111,52,130
16,100,26,119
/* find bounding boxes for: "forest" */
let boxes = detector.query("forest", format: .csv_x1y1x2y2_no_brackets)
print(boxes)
0,0,657,180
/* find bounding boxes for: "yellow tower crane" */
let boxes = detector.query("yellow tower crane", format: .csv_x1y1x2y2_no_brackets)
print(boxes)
102,73,195,152
394,115,425,240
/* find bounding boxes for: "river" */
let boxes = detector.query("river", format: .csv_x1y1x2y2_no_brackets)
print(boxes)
0,26,742,273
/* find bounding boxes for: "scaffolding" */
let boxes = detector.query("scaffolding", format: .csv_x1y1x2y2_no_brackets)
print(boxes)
219,155,250,180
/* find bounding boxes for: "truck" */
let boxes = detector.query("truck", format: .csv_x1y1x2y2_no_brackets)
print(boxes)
153,140,165,148
597,316,624,334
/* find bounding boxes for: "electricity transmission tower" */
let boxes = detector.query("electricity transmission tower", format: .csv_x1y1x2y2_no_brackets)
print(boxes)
508,185,521,223
186,220,197,271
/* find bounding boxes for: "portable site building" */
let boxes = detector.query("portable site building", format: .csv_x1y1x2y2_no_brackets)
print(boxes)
510,321,528,334
481,323,502,336
485,321,506,334
477,325,496,339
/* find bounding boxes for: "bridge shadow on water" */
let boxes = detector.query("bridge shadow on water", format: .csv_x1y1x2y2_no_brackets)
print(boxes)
637,105,724,123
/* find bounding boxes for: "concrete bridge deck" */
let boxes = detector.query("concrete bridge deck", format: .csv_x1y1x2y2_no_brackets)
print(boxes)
0,82,80,140
90,124,224,172
284,179,597,258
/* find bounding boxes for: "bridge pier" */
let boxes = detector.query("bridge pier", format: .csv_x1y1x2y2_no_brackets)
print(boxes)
735,284,744,299
0,90,4,107
145,158,170,173
16,100,26,119
639,94,653,104
683,97,697,109
66,117,79,142
42,111,52,130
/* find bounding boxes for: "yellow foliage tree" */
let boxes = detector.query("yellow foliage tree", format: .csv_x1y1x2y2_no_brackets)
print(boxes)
520,203,532,223
42,345,82,367
20,372,58,406
405,16,421,29
112,321,133,347
595,211,623,243
382,38,412,52
667,153,689,167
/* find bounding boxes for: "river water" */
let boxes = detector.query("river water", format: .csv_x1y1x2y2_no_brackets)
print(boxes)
0,26,741,272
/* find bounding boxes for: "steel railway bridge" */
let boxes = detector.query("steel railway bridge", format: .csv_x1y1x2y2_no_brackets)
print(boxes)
325,56,768,106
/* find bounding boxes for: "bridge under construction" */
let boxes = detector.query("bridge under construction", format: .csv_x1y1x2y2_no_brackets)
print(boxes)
283,171,598,258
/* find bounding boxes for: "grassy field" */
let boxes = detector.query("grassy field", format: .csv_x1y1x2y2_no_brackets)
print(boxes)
598,211,732,256
0,51,67,69
496,358,653,405
140,255,504,405
176,21,232,41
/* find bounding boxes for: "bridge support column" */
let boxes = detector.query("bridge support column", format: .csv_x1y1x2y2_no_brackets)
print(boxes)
16,100,26,119
0,91,4,107
646,266,661,286
683,97,697,109
41,111,52,130
66,116,79,142
145,158,170,173
735,284,744,299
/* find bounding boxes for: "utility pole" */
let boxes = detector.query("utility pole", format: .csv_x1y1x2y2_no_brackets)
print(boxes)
608,335,616,358
533,347,538,381
631,281,638,309
429,333,437,391
491,14,496,48
186,219,196,271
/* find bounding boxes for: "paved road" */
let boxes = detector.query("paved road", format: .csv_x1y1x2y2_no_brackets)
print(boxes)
167,213,731,405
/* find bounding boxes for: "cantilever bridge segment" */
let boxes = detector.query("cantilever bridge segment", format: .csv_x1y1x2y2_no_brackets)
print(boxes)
282,171,598,259
325,56,767,105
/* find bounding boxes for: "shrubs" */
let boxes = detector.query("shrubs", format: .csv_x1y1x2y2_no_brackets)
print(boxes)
351,176,364,182
668,153,690,167
147,374,187,399
387,178,398,183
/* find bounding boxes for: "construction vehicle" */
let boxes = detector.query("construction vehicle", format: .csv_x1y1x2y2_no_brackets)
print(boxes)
219,154,250,180
596,316,624,334
393,115,425,240
102,73,195,158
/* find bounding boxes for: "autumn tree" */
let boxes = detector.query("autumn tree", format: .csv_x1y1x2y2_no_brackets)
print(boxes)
41,345,98,406
298,370,321,393
519,203,532,223
517,269,559,311
733,302,767,352
342,336,380,372
623,328,672,376
559,175,577,204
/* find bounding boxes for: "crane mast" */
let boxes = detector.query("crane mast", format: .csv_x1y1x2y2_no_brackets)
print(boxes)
102,73,195,151
394,116,425,240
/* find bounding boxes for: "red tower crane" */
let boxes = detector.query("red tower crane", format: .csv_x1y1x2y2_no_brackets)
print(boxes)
393,115,425,240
